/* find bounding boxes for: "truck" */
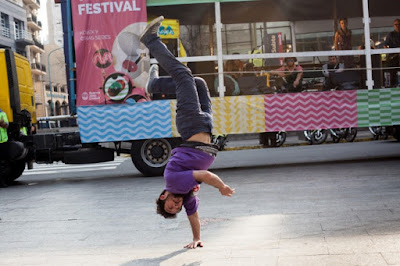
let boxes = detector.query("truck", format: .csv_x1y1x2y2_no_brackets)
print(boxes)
1,0,399,186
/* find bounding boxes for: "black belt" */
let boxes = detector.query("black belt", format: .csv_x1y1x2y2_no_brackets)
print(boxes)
179,141,218,157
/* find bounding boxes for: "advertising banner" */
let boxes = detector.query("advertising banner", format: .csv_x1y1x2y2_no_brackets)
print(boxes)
264,32,284,67
71,0,149,106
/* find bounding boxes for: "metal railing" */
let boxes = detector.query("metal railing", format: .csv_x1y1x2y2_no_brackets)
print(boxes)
32,37,44,50
30,62,46,72
1,27,10,38
15,30,33,41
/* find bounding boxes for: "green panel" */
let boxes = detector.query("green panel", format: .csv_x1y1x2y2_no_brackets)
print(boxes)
147,0,256,6
357,88,400,127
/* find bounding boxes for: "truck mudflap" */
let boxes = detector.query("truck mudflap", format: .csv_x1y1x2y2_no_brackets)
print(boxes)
63,148,114,164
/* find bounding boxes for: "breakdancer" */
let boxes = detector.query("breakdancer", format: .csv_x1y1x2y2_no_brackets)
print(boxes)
140,16,235,249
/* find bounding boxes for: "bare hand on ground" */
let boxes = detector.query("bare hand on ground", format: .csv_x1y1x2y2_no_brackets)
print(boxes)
184,240,203,249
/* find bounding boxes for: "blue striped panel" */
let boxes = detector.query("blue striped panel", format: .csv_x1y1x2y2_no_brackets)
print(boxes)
77,101,173,143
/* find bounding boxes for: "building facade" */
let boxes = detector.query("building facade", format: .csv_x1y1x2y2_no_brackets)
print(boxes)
1,0,68,118
42,0,68,116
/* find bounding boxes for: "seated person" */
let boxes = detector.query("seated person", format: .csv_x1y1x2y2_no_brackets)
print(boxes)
214,74,240,96
322,56,344,90
242,62,256,77
271,57,303,93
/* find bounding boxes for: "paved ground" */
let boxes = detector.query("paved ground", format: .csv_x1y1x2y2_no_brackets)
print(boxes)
1,141,400,265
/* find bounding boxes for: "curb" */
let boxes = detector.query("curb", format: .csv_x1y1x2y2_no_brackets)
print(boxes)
222,137,382,151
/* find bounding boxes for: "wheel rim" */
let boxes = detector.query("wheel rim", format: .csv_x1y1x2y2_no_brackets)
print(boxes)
140,139,172,168
314,130,324,140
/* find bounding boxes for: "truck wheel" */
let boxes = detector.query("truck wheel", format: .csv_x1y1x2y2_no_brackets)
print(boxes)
64,148,114,164
393,126,400,141
9,160,26,181
0,160,11,187
131,138,177,177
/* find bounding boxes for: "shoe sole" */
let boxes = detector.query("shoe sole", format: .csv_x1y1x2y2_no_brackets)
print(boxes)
139,16,164,42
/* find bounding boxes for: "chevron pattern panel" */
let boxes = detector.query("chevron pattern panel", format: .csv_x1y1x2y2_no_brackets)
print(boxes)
264,91,358,131
212,95,265,135
77,101,172,143
171,96,265,136
357,88,400,127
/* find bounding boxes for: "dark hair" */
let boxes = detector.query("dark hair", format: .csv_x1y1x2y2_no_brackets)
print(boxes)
339,18,348,23
284,57,297,63
156,190,177,219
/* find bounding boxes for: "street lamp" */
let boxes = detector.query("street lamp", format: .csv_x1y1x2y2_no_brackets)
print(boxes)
47,46,64,116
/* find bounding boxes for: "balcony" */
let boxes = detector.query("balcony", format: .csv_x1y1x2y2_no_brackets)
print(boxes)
31,62,46,75
8,0,23,7
30,37,44,53
27,15,42,31
1,27,11,38
23,0,40,9
15,30,34,46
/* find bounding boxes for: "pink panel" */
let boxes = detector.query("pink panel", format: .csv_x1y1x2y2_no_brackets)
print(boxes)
264,91,358,131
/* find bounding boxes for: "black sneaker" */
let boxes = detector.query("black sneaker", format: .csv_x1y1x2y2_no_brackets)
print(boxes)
145,64,159,94
139,16,164,45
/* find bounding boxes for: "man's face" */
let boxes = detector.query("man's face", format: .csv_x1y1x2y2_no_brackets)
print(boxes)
163,193,183,214
329,56,337,65
394,20,400,33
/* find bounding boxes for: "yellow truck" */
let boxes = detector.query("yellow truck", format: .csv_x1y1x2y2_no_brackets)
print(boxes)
0,49,113,187
0,49,36,186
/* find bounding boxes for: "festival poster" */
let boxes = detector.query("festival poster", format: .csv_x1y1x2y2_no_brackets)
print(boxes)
71,0,149,106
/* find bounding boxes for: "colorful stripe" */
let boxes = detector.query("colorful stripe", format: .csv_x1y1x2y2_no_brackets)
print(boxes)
77,89,400,143
212,95,265,135
77,101,172,143
264,90,358,131
357,88,400,127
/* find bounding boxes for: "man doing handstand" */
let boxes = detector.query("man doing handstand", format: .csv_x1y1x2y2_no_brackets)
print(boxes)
139,16,235,249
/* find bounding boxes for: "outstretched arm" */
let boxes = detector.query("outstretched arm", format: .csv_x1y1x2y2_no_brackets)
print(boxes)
185,211,202,249
193,170,235,196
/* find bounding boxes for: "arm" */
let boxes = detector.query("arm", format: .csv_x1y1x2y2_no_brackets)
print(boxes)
334,32,339,50
293,67,303,88
0,118,8,129
184,211,203,249
271,67,285,78
193,170,235,196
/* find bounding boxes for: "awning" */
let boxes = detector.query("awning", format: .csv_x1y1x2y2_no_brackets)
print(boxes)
147,0,400,25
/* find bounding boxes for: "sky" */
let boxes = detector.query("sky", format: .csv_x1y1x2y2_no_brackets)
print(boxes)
38,0,49,43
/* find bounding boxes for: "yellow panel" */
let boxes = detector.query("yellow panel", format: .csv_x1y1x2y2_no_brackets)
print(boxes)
0,50,13,122
212,95,265,135
14,53,36,124
169,95,265,137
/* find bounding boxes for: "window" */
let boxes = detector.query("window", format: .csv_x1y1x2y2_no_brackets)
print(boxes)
14,18,24,39
1,13,10,38
45,85,50,91
61,86,66,93
53,86,58,92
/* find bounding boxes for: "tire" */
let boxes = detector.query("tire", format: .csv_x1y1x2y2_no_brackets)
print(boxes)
369,126,380,140
345,128,357,142
275,131,287,147
393,126,400,141
331,134,341,143
8,160,26,181
131,138,180,177
311,129,328,144
0,160,11,187
63,148,114,164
